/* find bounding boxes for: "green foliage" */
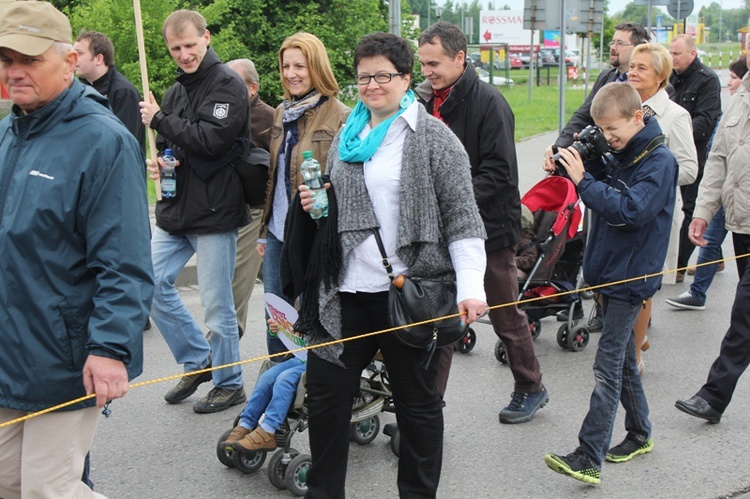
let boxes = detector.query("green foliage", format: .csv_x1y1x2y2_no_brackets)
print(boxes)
65,0,388,108
68,0,185,101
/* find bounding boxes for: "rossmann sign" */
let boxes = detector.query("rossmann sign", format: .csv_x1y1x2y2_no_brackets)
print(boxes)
480,10,539,45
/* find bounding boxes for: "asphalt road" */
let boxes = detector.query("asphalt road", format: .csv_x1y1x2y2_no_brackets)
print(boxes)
86,75,750,499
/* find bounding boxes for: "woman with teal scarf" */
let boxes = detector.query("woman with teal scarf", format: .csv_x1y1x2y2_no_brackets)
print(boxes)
296,33,488,498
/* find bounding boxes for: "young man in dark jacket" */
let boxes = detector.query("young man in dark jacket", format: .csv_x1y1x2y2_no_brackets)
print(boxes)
416,21,547,424
544,83,677,484
140,10,251,413
74,30,145,152
669,34,722,282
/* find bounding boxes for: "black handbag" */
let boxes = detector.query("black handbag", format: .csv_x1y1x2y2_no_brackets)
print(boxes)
233,147,270,208
371,230,469,357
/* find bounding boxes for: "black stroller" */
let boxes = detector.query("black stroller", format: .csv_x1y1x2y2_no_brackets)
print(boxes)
492,175,589,363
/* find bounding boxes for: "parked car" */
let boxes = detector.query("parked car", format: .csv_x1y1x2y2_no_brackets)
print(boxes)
566,49,580,67
471,51,522,70
538,48,558,67
476,67,514,87
513,52,538,69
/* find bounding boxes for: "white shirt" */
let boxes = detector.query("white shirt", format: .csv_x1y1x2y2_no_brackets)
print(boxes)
340,101,487,304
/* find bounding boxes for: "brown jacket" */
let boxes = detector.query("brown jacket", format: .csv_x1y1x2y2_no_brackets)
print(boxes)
260,96,350,238
250,93,275,151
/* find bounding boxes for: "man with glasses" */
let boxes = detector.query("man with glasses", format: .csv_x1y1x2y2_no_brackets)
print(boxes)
551,22,650,150
416,21,548,424
544,22,650,332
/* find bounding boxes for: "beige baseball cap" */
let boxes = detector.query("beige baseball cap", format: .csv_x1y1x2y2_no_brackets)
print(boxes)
0,1,72,56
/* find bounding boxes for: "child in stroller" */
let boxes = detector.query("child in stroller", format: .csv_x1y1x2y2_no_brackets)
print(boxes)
216,318,390,496
222,327,306,453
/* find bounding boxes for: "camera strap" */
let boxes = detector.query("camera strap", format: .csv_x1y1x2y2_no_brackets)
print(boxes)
621,134,666,169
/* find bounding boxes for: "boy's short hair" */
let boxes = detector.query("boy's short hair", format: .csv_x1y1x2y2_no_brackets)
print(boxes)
590,84,642,121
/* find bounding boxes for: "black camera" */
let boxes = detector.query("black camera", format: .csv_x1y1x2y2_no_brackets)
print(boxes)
552,125,610,177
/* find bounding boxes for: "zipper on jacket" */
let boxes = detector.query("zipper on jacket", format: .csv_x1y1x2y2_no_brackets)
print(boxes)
0,127,24,225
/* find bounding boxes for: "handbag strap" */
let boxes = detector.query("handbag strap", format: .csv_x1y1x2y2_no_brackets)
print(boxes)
372,229,394,280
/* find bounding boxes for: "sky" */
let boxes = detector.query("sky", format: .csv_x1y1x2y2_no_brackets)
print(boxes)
489,0,746,16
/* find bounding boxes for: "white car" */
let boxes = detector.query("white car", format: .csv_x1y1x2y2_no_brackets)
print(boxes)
476,67,514,87
565,49,580,67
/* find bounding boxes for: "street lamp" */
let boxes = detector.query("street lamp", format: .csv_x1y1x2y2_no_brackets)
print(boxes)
436,6,443,21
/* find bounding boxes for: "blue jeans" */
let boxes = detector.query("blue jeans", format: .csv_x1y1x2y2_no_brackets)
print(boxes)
690,207,728,304
577,296,652,467
150,227,242,389
239,358,305,432
262,231,292,356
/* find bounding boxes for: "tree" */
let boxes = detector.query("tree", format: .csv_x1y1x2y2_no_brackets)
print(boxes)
68,0,183,100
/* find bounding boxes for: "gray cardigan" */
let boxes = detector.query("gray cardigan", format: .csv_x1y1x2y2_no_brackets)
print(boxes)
310,104,486,365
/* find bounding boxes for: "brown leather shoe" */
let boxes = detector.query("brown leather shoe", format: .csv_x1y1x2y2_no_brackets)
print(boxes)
686,266,696,275
675,271,685,283
221,426,251,446
232,427,277,452
717,261,725,272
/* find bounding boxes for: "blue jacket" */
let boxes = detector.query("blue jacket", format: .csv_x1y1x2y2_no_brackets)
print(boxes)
0,80,154,412
578,117,677,303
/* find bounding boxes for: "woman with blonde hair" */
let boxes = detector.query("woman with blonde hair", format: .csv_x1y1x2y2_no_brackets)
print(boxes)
255,32,350,356
628,42,698,371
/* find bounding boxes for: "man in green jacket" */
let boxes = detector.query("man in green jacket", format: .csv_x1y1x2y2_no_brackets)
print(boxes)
0,3,153,497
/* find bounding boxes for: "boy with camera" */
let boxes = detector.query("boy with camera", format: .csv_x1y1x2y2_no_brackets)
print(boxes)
542,83,677,484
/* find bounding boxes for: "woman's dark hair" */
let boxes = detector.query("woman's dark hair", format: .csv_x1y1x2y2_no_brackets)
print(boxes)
729,56,748,79
353,32,414,75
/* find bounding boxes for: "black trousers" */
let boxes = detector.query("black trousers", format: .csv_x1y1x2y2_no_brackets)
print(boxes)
697,232,750,412
305,292,443,499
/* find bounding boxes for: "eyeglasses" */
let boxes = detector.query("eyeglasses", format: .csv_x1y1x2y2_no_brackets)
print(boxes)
609,40,634,47
355,73,404,85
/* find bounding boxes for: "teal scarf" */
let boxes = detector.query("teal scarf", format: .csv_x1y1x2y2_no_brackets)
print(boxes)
338,89,415,163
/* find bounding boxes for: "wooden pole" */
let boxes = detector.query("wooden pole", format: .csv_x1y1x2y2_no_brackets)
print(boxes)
133,0,162,200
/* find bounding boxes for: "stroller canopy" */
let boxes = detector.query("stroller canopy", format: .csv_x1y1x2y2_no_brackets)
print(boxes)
521,176,582,239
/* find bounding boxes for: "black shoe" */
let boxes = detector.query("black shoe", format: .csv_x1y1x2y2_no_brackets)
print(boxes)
556,303,584,322
164,368,212,404
144,318,152,331
587,314,603,333
606,433,654,462
675,395,722,424
498,385,549,424
544,450,600,485
193,387,247,414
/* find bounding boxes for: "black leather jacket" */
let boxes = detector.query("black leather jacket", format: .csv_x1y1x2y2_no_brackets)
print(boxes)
669,56,722,166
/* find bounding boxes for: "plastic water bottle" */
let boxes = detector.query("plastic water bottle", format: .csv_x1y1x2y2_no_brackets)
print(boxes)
161,148,177,199
300,150,328,219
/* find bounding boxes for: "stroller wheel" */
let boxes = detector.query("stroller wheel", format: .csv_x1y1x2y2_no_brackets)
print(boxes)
494,339,508,364
284,454,312,497
529,319,542,341
216,429,236,468
557,324,570,350
350,415,380,445
567,325,590,352
456,328,476,354
267,448,299,490
232,445,267,474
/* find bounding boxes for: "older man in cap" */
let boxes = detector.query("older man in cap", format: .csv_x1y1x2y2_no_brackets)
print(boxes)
0,2,153,498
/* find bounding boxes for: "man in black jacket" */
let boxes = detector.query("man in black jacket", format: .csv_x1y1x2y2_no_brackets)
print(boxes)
416,22,547,424
140,10,250,414
554,22,650,149
669,34,722,283
74,30,145,152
